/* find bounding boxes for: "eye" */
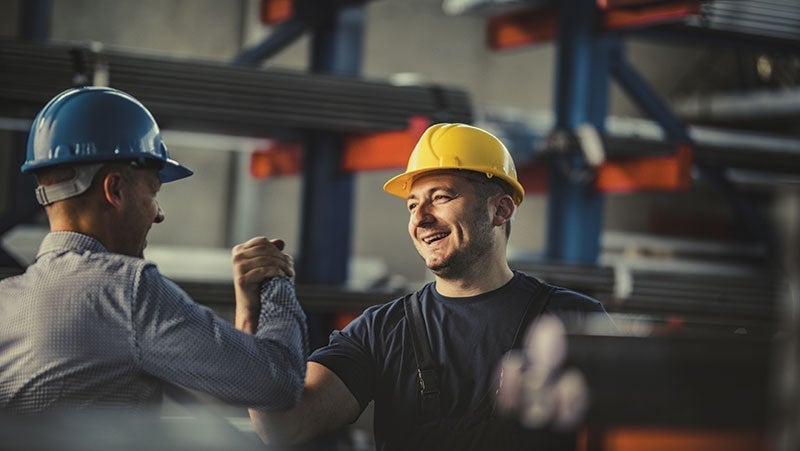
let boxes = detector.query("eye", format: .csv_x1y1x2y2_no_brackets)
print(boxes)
433,193,451,202
407,202,417,212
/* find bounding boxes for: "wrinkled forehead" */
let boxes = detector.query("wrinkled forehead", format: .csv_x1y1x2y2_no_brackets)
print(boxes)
408,169,485,194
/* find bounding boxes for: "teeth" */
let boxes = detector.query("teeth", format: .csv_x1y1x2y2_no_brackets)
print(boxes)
423,232,448,244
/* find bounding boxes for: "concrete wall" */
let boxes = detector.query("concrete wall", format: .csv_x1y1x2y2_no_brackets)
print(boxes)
0,0,722,284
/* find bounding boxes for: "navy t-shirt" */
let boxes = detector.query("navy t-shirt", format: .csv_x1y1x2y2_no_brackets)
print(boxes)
308,271,610,450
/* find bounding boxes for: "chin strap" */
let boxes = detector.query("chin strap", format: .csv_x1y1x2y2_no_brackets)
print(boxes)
35,164,103,206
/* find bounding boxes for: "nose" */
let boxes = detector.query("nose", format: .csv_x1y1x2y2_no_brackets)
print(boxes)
154,202,165,224
410,201,434,228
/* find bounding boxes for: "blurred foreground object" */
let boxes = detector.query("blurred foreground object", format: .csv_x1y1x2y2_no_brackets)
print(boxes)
496,315,590,431
773,185,799,451
0,407,264,451
498,313,772,450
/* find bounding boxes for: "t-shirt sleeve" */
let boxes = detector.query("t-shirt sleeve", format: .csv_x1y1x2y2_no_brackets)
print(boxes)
545,288,617,333
308,306,382,414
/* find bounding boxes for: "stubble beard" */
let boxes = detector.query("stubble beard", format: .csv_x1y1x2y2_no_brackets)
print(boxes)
424,205,495,281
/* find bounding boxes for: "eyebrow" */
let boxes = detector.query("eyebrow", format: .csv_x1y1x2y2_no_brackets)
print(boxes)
407,185,457,201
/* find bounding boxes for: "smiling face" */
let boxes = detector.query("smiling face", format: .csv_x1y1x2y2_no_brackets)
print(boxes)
406,171,498,280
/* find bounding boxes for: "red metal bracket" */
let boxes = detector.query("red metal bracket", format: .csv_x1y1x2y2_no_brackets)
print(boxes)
250,141,304,178
487,0,702,50
260,0,293,24
487,5,558,50
595,143,693,192
341,115,430,172
603,1,701,30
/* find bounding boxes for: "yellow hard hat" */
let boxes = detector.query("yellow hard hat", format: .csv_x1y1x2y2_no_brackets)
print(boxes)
383,123,525,205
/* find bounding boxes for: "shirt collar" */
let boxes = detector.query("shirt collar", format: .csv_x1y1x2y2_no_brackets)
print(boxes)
37,231,108,259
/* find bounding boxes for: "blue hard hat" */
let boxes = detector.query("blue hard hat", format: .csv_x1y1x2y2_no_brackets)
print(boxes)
21,87,192,182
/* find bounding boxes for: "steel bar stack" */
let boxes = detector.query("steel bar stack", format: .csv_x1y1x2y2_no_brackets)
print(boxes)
0,38,472,138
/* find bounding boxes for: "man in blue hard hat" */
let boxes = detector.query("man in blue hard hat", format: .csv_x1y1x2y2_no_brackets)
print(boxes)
0,87,307,414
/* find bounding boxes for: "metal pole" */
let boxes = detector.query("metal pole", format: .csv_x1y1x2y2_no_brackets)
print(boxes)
546,0,606,264
297,4,363,287
297,5,363,350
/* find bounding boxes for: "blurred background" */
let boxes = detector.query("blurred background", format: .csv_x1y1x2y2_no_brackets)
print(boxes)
0,0,798,450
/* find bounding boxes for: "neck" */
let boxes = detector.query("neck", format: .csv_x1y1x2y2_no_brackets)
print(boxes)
47,205,115,253
434,257,514,297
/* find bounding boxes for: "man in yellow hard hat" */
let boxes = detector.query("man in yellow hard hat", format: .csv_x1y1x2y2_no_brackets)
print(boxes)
242,123,613,450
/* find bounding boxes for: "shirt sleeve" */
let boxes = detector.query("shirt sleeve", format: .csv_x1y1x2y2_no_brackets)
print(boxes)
131,264,307,409
308,305,384,414
545,288,618,334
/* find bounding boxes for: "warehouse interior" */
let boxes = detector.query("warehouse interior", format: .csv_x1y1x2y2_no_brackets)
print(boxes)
0,0,798,450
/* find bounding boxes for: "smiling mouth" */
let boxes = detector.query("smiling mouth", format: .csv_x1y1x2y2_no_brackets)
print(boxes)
421,232,449,244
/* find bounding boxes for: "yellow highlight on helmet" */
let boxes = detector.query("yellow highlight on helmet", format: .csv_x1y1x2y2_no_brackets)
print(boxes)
383,123,525,205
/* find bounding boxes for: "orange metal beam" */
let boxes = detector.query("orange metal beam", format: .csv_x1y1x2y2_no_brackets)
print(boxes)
260,0,293,24
595,143,693,192
487,5,558,50
342,116,430,172
603,1,701,30
579,426,768,451
487,0,702,50
250,141,304,178
598,0,700,9
249,117,431,179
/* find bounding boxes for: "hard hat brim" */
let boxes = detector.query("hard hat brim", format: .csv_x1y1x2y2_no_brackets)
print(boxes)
159,158,194,183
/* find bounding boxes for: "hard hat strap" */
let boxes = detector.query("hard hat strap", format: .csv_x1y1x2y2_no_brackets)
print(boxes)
35,164,103,206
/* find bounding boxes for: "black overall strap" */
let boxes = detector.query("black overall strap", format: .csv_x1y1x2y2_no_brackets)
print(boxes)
480,281,557,417
404,292,441,421
510,283,556,350
403,281,557,424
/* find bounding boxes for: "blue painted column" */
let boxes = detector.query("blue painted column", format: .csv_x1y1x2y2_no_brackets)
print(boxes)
545,0,608,264
297,5,364,286
298,5,364,352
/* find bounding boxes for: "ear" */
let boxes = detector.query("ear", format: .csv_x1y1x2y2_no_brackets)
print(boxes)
102,171,125,209
492,194,515,227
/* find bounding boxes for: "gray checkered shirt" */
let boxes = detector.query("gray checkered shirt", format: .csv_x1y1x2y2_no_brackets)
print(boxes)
0,231,308,414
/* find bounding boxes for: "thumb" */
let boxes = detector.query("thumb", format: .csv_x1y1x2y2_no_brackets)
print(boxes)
270,239,286,251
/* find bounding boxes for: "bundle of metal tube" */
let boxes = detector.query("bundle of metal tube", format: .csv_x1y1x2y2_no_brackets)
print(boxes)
511,259,778,333
0,38,472,138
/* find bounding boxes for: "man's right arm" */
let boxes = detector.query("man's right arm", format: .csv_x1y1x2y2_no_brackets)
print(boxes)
232,238,362,444
249,362,361,445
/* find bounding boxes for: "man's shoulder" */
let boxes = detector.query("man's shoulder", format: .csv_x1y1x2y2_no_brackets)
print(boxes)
548,285,605,312
342,282,437,338
70,252,179,300
354,290,415,328
513,271,605,313
514,272,616,332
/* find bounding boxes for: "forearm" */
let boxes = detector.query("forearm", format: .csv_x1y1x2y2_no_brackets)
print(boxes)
249,406,306,446
234,283,259,334
249,362,361,446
